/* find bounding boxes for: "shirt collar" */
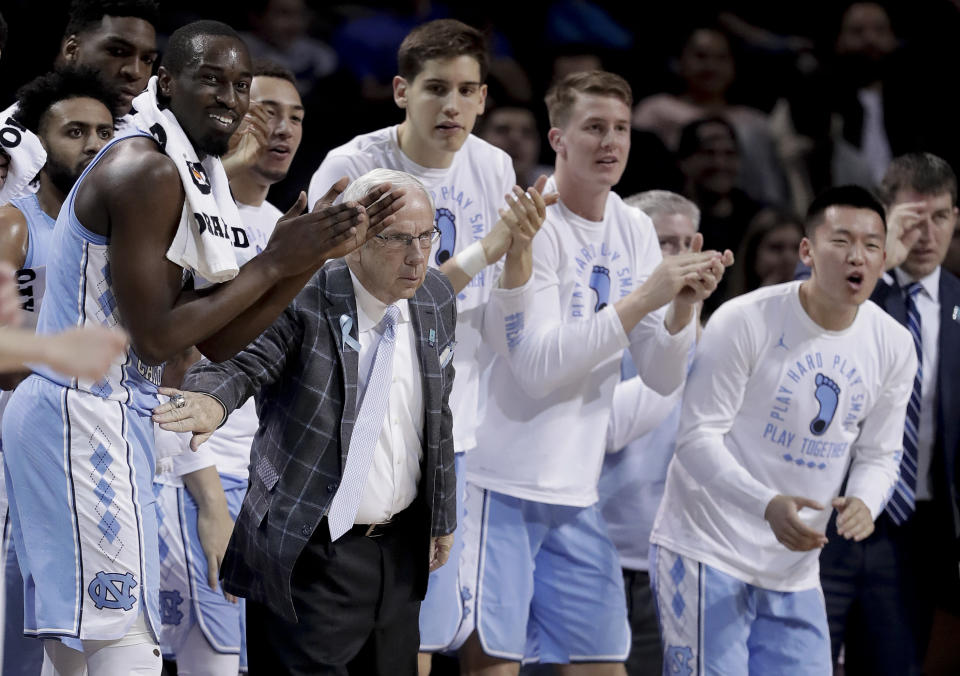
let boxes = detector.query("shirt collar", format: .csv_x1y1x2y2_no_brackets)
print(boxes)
348,267,410,332
894,265,940,303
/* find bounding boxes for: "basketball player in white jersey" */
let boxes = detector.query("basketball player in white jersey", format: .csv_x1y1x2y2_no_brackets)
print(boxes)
307,19,548,671
153,60,306,675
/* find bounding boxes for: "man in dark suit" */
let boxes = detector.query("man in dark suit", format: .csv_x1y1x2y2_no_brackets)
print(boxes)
158,168,458,675
820,152,960,675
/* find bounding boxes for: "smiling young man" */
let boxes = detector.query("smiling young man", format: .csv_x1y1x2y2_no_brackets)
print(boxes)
308,19,548,665
0,21,402,675
150,60,307,674
462,71,730,675
648,185,917,675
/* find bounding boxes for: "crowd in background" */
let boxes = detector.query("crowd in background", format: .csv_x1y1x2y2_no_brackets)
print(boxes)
5,0,960,308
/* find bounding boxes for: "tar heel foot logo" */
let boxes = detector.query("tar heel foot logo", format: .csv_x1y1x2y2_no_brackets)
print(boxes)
589,265,611,312
88,571,138,611
159,589,184,625
186,161,212,194
665,645,693,676
434,208,456,265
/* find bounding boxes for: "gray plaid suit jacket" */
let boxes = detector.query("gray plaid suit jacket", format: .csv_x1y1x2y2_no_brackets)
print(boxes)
182,259,457,621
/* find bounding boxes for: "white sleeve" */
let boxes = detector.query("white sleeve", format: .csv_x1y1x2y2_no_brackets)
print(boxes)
606,374,684,452
625,222,696,395
482,229,630,399
171,439,217,477
673,304,780,516
307,152,369,209
845,333,918,518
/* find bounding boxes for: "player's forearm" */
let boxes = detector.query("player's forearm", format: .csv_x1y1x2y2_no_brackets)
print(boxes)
183,464,230,514
196,267,315,362
506,306,629,399
128,253,288,365
675,435,779,516
500,247,533,290
0,329,69,373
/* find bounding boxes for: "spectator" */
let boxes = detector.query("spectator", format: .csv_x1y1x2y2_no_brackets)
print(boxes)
725,208,803,299
677,116,764,313
633,25,787,206
240,0,337,97
477,104,551,188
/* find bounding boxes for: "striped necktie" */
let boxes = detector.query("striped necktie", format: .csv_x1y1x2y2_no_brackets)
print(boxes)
327,304,401,540
886,282,923,524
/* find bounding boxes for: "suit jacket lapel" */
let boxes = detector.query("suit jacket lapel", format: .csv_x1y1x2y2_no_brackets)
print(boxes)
876,274,908,326
323,261,360,472
409,291,440,438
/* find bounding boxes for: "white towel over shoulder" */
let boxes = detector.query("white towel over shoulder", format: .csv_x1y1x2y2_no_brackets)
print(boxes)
130,77,241,286
0,102,46,205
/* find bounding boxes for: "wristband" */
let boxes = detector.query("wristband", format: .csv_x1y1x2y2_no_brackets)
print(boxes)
454,240,488,278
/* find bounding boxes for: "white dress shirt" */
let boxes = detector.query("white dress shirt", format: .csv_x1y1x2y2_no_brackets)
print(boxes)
350,270,424,524
893,267,941,501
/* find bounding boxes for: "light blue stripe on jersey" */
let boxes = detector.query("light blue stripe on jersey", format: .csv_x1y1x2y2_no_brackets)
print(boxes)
33,132,162,416
10,193,56,270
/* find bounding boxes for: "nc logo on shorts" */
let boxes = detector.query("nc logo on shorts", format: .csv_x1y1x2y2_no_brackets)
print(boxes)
160,590,184,625
87,571,138,611
666,645,693,675
186,161,212,194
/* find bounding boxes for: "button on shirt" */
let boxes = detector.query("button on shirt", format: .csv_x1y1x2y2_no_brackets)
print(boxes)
893,267,940,501
350,270,424,524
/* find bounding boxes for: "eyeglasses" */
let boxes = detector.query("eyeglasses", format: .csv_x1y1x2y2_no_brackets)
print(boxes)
374,228,441,250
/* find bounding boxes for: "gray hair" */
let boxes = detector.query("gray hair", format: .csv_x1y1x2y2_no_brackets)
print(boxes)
624,190,700,229
339,168,436,217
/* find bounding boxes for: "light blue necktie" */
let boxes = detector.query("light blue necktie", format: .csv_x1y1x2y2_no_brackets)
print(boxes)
327,305,401,540
886,282,923,524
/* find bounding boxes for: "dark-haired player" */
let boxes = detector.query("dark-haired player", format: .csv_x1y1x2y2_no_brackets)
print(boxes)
0,65,116,674
57,0,160,117
649,186,917,674
1,20,400,674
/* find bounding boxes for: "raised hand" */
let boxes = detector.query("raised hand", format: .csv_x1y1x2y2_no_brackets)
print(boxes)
674,233,735,307
885,201,925,271
263,178,364,275
764,494,829,551
502,176,558,255
222,101,271,176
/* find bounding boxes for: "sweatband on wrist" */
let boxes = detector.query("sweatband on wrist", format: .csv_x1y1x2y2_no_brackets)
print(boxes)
455,240,488,278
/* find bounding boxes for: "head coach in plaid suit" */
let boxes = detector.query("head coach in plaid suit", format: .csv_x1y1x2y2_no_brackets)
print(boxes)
165,168,457,674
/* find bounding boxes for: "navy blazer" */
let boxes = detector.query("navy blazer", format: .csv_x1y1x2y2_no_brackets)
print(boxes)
182,259,458,621
872,268,960,567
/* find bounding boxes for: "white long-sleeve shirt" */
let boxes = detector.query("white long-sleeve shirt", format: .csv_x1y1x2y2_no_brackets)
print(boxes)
650,281,916,591
308,126,515,454
469,181,695,506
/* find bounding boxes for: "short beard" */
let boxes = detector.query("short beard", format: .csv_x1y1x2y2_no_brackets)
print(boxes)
44,157,83,196
193,132,231,158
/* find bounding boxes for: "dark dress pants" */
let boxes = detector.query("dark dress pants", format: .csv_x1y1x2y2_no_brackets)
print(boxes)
246,507,424,675
820,504,952,676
